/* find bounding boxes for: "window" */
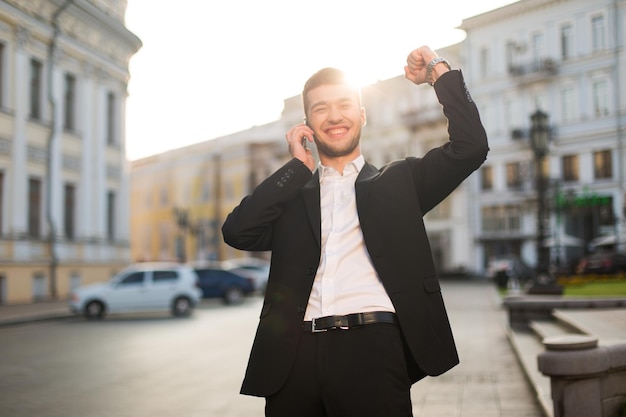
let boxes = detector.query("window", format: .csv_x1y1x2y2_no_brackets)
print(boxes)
64,183,75,240
591,14,606,52
153,270,178,283
531,32,544,63
481,166,493,190
64,73,76,130
562,155,579,182
32,273,47,300
159,223,169,258
29,59,43,119
118,272,144,286
592,79,609,117
594,150,612,179
28,178,42,237
560,85,576,122
482,205,521,234
479,47,488,78
106,91,116,145
0,43,5,109
107,190,115,241
506,41,514,69
506,162,523,189
560,23,573,60
70,273,81,291
202,182,211,202
160,187,168,206
0,275,5,303
0,171,3,235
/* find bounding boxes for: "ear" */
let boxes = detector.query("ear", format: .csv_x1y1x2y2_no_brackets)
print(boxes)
361,107,367,127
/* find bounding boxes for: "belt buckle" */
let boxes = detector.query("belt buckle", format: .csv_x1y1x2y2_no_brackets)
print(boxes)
311,317,327,333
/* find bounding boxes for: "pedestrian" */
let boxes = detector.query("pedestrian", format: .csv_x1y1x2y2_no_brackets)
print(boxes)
221,45,489,417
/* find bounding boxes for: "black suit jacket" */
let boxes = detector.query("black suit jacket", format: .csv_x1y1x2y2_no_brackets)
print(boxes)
222,70,489,397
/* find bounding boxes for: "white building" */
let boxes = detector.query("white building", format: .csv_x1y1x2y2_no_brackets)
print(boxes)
0,0,141,303
459,0,626,273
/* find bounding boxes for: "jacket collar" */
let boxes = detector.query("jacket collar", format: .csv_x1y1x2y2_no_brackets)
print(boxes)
355,162,380,220
302,162,380,248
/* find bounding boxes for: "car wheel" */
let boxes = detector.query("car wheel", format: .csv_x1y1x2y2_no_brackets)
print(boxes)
84,301,105,320
172,296,193,317
223,287,244,305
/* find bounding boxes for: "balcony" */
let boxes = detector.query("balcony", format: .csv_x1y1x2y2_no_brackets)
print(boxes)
508,58,558,83
401,107,447,132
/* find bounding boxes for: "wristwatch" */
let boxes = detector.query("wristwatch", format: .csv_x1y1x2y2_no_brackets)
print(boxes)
426,57,451,86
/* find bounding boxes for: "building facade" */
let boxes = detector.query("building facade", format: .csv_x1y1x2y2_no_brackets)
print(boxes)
460,0,626,273
130,119,289,265
0,0,141,303
130,44,477,275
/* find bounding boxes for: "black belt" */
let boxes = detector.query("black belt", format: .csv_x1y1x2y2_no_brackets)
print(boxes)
303,311,397,333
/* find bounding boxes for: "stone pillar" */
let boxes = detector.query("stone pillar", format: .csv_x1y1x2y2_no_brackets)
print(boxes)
538,335,607,417
10,26,30,237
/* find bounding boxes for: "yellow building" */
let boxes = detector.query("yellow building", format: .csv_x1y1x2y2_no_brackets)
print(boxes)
0,0,141,304
130,122,290,264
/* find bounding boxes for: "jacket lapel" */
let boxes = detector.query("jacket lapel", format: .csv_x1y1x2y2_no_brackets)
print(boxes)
303,170,321,248
355,162,380,217
303,163,379,249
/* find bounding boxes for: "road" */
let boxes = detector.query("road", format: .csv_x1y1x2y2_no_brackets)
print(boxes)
0,298,267,417
0,281,543,417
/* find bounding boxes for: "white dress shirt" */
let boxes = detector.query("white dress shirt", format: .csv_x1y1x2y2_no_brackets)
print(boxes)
304,155,396,321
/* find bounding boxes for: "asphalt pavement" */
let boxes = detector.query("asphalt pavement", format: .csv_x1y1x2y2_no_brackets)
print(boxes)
0,280,545,416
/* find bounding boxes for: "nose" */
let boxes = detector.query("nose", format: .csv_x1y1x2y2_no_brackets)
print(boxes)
327,105,343,123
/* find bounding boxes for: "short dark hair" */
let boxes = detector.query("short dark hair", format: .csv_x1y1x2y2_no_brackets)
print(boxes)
302,67,361,117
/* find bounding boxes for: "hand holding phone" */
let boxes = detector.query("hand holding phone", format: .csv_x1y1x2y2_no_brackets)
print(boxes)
285,123,316,171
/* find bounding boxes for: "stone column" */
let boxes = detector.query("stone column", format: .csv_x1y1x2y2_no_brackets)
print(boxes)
10,26,30,238
538,335,606,417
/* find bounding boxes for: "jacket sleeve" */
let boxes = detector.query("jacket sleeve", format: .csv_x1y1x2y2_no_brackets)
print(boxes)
221,158,313,251
411,69,489,214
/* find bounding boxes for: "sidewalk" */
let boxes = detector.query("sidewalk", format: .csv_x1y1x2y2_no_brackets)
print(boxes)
0,299,72,326
0,280,545,416
410,279,544,417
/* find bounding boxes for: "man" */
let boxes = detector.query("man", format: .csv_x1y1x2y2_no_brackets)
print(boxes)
222,45,488,416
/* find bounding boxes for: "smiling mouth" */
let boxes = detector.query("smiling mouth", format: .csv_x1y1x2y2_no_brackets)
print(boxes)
326,127,348,137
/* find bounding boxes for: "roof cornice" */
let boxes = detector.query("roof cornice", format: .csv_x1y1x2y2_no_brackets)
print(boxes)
458,0,569,31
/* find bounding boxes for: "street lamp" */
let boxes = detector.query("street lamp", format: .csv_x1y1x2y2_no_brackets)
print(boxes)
173,207,189,262
530,109,550,273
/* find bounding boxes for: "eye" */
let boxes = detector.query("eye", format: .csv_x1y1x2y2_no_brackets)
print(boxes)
339,100,356,110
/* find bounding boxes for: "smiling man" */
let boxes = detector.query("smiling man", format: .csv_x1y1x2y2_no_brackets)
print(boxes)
222,45,489,417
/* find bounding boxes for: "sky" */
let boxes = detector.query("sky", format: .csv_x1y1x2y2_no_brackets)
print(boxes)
124,0,517,161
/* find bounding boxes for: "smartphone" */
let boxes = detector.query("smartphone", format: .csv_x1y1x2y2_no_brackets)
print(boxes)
303,119,313,148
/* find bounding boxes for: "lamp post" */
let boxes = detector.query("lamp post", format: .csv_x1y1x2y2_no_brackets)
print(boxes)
173,207,189,262
530,109,550,273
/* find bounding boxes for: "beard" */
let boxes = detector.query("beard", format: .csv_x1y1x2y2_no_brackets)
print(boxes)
313,124,362,158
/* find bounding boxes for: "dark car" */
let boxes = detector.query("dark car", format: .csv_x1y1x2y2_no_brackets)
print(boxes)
576,252,626,275
193,265,255,304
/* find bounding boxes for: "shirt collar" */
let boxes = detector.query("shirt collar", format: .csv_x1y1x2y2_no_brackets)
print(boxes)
319,155,365,182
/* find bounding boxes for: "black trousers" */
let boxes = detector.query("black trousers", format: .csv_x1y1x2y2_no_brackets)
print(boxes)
265,322,413,417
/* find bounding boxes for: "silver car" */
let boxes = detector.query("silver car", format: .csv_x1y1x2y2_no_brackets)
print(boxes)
69,262,202,319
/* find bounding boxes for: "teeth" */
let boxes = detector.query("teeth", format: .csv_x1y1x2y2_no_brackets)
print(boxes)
328,128,347,135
